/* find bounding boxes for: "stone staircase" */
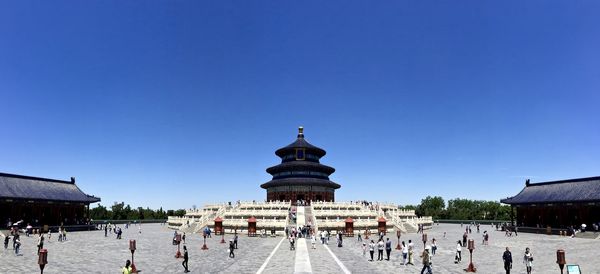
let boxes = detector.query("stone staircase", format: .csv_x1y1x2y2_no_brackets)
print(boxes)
296,206,306,226
385,212,417,233
307,205,318,233
179,205,229,234
289,206,297,226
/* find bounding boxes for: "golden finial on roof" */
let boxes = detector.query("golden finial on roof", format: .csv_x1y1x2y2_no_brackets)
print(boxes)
298,126,304,138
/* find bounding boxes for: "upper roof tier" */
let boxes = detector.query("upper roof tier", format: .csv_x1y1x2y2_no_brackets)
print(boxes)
275,127,326,158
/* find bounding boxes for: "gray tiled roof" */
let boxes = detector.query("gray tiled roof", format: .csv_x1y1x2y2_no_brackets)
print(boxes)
0,172,101,203
501,176,600,204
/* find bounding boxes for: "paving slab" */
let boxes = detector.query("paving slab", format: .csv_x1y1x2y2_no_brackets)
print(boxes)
1,223,598,273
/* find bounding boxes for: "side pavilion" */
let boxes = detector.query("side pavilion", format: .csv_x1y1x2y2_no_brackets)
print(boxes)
501,176,600,231
0,172,100,229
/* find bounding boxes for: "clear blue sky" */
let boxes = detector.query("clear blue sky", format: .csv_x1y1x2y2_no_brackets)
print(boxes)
1,1,599,210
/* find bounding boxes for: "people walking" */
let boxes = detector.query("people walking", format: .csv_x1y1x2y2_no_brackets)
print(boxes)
182,233,186,244
369,240,375,261
4,234,10,250
455,240,462,263
385,238,392,260
182,245,189,272
289,235,295,250
311,234,316,249
229,240,235,258
401,241,408,265
12,233,19,250
503,247,513,274
14,236,21,255
362,242,367,257
234,234,238,249
523,247,533,274
377,238,384,261
420,247,432,274
431,238,437,255
37,232,44,254
407,240,414,265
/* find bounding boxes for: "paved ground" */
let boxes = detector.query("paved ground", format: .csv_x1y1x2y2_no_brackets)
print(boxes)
0,223,598,273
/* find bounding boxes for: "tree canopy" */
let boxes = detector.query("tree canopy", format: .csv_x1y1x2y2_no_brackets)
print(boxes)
402,196,511,220
89,202,185,220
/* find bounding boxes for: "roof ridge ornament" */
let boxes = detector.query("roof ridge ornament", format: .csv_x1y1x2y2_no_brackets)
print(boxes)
298,126,304,138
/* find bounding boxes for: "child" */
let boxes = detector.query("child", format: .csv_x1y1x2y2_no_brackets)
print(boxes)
362,242,367,257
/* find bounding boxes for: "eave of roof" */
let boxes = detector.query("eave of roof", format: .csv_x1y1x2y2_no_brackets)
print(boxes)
0,172,101,204
266,161,335,175
501,176,600,205
260,177,341,189
275,138,326,157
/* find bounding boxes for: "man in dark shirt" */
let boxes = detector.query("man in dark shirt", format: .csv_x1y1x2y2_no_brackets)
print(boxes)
502,247,512,274
385,238,392,260
182,245,189,273
229,240,235,258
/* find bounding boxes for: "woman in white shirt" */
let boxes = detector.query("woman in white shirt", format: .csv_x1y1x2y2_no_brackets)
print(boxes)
523,247,533,274
368,240,375,261
402,241,408,265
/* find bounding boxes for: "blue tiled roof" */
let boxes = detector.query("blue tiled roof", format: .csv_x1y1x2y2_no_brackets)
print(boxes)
501,176,600,205
0,172,101,203
275,137,326,157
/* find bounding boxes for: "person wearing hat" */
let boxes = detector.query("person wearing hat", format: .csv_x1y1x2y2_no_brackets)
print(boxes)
229,240,235,258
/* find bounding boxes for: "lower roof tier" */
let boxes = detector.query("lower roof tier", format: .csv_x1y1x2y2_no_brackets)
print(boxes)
260,177,341,189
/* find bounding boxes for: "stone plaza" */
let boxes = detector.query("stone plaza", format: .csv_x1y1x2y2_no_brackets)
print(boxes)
1,223,597,273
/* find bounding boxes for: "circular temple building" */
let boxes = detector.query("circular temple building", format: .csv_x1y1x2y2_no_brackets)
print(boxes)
261,127,341,204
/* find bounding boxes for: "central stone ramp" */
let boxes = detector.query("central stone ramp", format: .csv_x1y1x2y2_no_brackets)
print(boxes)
306,237,349,274
294,238,313,273
257,237,295,274
296,206,306,226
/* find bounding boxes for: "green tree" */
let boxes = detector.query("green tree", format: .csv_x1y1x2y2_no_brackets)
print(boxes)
400,204,418,210
89,204,109,220
111,202,125,220
174,209,186,217
416,196,445,218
